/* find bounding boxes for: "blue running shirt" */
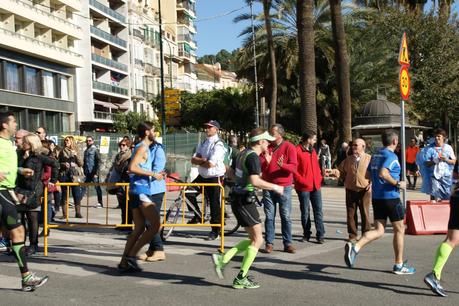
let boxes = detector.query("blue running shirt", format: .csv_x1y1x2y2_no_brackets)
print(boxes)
368,147,401,199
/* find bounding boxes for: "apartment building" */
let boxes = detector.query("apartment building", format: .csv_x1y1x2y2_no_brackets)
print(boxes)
195,63,242,92
74,0,130,132
0,0,84,133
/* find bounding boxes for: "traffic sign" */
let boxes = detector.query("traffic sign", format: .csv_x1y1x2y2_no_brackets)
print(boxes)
398,32,410,66
165,102,180,110
165,95,180,103
399,65,410,101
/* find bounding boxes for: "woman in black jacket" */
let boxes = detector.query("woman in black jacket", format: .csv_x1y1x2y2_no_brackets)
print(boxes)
16,134,58,255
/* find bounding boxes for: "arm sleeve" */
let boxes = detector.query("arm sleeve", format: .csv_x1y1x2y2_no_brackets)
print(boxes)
279,144,298,173
382,154,397,171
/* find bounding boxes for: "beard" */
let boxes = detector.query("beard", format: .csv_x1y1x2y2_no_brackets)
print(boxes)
148,133,155,142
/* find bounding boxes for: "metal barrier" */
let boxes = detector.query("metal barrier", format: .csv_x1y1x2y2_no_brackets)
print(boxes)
43,182,226,256
162,182,226,252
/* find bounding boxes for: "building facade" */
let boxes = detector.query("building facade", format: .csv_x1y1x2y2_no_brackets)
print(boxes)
0,0,84,133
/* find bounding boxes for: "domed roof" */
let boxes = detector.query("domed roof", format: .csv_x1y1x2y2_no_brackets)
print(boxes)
354,98,401,125
361,99,400,117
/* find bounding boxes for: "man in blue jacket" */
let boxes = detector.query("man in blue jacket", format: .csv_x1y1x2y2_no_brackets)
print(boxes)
83,136,103,207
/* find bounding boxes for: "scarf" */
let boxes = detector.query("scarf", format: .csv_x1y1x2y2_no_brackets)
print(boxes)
114,149,131,173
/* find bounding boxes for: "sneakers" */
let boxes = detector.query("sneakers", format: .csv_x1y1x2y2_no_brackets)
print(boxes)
26,244,38,256
424,272,447,297
0,237,10,252
95,203,103,209
232,274,260,289
205,232,219,241
212,253,226,279
22,273,49,292
344,242,358,268
393,261,416,275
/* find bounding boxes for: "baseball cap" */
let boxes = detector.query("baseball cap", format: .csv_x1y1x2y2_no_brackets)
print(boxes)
204,120,220,129
250,131,275,142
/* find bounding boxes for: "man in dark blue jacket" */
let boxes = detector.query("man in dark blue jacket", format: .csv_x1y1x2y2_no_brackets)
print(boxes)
83,136,103,207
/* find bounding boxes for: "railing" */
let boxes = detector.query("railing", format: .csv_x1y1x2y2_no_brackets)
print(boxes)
177,0,196,14
0,27,82,58
90,26,127,48
92,80,128,96
134,58,144,66
89,0,126,24
91,53,128,72
178,50,191,59
12,0,81,30
94,111,114,120
134,89,145,97
177,34,196,44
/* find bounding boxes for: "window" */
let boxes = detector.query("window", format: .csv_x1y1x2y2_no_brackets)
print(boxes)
24,67,39,94
5,62,20,91
42,71,55,98
59,76,69,100
62,113,70,132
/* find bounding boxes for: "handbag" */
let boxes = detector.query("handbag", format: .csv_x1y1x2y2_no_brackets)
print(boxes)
106,168,121,195
14,187,41,209
69,166,84,183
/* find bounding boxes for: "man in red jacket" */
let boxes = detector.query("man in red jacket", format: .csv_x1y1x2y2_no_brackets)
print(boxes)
260,124,298,253
294,131,325,243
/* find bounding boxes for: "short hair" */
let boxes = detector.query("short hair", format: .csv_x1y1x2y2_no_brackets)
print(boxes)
86,135,94,141
270,123,285,136
137,122,154,138
249,127,266,146
433,128,447,138
301,130,316,142
0,111,13,131
381,129,398,147
23,134,43,153
37,126,46,133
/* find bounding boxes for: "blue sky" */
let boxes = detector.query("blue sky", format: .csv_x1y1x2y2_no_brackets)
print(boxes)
195,0,261,57
194,0,459,57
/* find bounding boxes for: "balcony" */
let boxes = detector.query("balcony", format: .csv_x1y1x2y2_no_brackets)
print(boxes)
134,58,144,66
1,0,82,39
0,27,83,67
92,81,128,96
133,28,144,40
177,34,197,47
89,0,126,24
177,18,196,33
90,26,127,49
132,89,145,98
91,53,128,72
94,111,114,121
177,0,196,17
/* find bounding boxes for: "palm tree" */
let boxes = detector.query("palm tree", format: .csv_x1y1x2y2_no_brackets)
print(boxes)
262,0,278,126
297,0,317,133
329,0,352,141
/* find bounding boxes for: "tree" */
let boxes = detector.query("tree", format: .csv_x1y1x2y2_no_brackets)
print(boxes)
263,0,278,126
198,49,238,71
297,0,317,133
330,0,352,142
113,112,157,134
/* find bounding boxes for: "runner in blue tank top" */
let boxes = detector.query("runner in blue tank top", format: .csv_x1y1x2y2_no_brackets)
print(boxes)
118,122,165,272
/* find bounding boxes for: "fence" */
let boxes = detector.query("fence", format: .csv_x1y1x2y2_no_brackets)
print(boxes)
43,181,226,256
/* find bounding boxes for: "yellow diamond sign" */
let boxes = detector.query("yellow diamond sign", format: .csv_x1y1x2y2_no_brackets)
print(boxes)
398,32,409,66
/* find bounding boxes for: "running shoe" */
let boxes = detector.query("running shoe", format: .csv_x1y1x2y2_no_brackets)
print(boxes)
0,237,10,252
22,273,49,292
126,256,142,272
424,272,447,297
344,242,358,268
212,253,226,279
232,274,260,289
393,261,416,275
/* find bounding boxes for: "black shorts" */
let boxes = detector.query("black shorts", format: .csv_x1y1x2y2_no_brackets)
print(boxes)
448,191,459,230
406,163,418,173
0,189,22,230
372,198,405,222
231,195,261,227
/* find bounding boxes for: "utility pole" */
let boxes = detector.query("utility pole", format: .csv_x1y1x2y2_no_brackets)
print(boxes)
158,0,166,136
250,0,259,127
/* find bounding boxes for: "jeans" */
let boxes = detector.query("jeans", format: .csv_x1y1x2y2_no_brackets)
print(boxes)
117,191,132,225
83,174,103,205
147,193,164,252
263,185,293,247
297,189,325,239
38,192,54,225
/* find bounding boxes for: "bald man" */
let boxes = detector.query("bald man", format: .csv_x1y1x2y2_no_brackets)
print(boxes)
326,138,372,242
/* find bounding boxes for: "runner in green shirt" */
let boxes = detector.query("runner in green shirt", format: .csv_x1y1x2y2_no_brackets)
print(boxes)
0,112,48,292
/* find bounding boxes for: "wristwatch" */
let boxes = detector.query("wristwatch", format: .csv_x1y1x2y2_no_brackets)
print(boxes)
395,181,401,188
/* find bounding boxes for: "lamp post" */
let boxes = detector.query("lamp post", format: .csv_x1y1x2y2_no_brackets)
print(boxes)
158,0,166,136
250,0,260,127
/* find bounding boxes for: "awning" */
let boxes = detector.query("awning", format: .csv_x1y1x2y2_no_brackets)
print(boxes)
94,100,118,109
117,102,130,110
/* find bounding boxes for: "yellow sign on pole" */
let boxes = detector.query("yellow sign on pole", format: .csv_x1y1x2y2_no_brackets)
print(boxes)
398,32,410,66
399,66,410,101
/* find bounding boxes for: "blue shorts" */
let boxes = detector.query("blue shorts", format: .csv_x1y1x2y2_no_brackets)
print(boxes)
129,193,164,210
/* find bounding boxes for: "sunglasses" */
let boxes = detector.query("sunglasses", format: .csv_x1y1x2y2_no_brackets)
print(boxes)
35,131,42,134
120,143,127,147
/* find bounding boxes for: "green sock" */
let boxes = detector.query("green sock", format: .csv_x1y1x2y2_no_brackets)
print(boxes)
240,245,258,278
11,242,28,274
222,239,250,264
433,242,453,279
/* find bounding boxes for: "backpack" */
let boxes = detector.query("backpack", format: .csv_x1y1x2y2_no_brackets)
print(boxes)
198,138,233,167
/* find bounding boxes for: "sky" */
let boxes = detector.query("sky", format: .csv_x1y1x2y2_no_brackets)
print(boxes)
195,0,262,57
194,0,459,58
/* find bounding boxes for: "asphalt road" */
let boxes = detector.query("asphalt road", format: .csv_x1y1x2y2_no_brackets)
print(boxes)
1,184,458,305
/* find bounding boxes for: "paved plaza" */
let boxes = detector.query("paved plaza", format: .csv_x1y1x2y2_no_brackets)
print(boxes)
1,184,458,305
